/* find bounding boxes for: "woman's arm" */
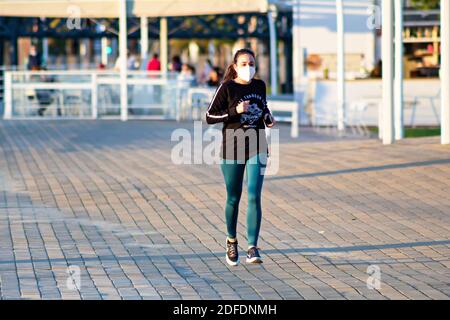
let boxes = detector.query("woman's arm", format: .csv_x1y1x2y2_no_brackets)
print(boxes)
260,81,275,127
205,83,240,124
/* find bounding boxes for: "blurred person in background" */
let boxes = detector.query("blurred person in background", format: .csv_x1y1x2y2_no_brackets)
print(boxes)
28,66,58,117
206,66,222,87
178,63,197,86
127,51,140,71
126,51,139,113
146,53,161,72
146,52,163,104
114,50,140,70
27,44,42,70
199,59,213,85
188,65,197,86
113,51,138,113
170,55,182,72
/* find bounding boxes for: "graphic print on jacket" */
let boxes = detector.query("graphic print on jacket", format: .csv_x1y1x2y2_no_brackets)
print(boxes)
237,93,265,128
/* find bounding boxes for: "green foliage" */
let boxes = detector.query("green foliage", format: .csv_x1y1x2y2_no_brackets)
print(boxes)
409,0,440,10
404,127,441,138
369,127,441,138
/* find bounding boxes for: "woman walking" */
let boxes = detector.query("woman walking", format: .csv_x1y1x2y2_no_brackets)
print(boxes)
205,48,275,266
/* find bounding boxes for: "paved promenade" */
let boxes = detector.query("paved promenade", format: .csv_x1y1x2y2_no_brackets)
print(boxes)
0,120,449,300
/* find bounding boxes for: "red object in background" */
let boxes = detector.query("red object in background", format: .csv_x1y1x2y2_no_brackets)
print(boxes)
147,58,161,71
427,44,434,53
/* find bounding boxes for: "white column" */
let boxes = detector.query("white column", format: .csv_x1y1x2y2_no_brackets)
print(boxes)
291,101,299,138
101,37,108,66
42,38,49,67
441,0,450,144
208,40,215,64
160,17,168,73
394,0,404,140
3,71,12,119
382,0,394,144
336,0,345,131
140,16,148,63
119,0,128,121
268,4,278,95
292,0,302,108
378,100,383,139
91,73,98,119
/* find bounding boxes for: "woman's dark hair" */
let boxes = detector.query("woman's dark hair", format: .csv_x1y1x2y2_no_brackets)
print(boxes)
222,48,256,83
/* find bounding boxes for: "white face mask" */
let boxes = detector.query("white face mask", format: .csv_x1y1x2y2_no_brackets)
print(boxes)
236,65,256,82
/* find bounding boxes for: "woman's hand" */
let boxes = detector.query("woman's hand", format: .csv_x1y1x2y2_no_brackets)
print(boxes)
236,100,250,114
264,113,276,128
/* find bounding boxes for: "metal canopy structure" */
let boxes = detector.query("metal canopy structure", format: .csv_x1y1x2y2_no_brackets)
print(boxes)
0,0,269,18
0,14,292,40
0,0,282,122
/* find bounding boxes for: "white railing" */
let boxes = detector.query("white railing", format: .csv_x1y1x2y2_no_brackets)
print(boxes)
3,70,302,137
3,70,301,136
310,79,442,128
3,70,186,120
0,66,20,116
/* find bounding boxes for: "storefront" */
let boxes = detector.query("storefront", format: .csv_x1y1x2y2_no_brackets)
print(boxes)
297,0,442,80
403,6,441,78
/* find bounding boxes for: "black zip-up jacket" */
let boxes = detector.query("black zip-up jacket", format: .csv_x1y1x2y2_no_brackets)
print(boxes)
205,78,273,162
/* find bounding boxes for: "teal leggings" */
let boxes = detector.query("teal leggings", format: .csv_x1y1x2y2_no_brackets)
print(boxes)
220,153,267,247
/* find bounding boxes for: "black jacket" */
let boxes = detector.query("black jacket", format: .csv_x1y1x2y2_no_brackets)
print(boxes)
205,79,273,161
